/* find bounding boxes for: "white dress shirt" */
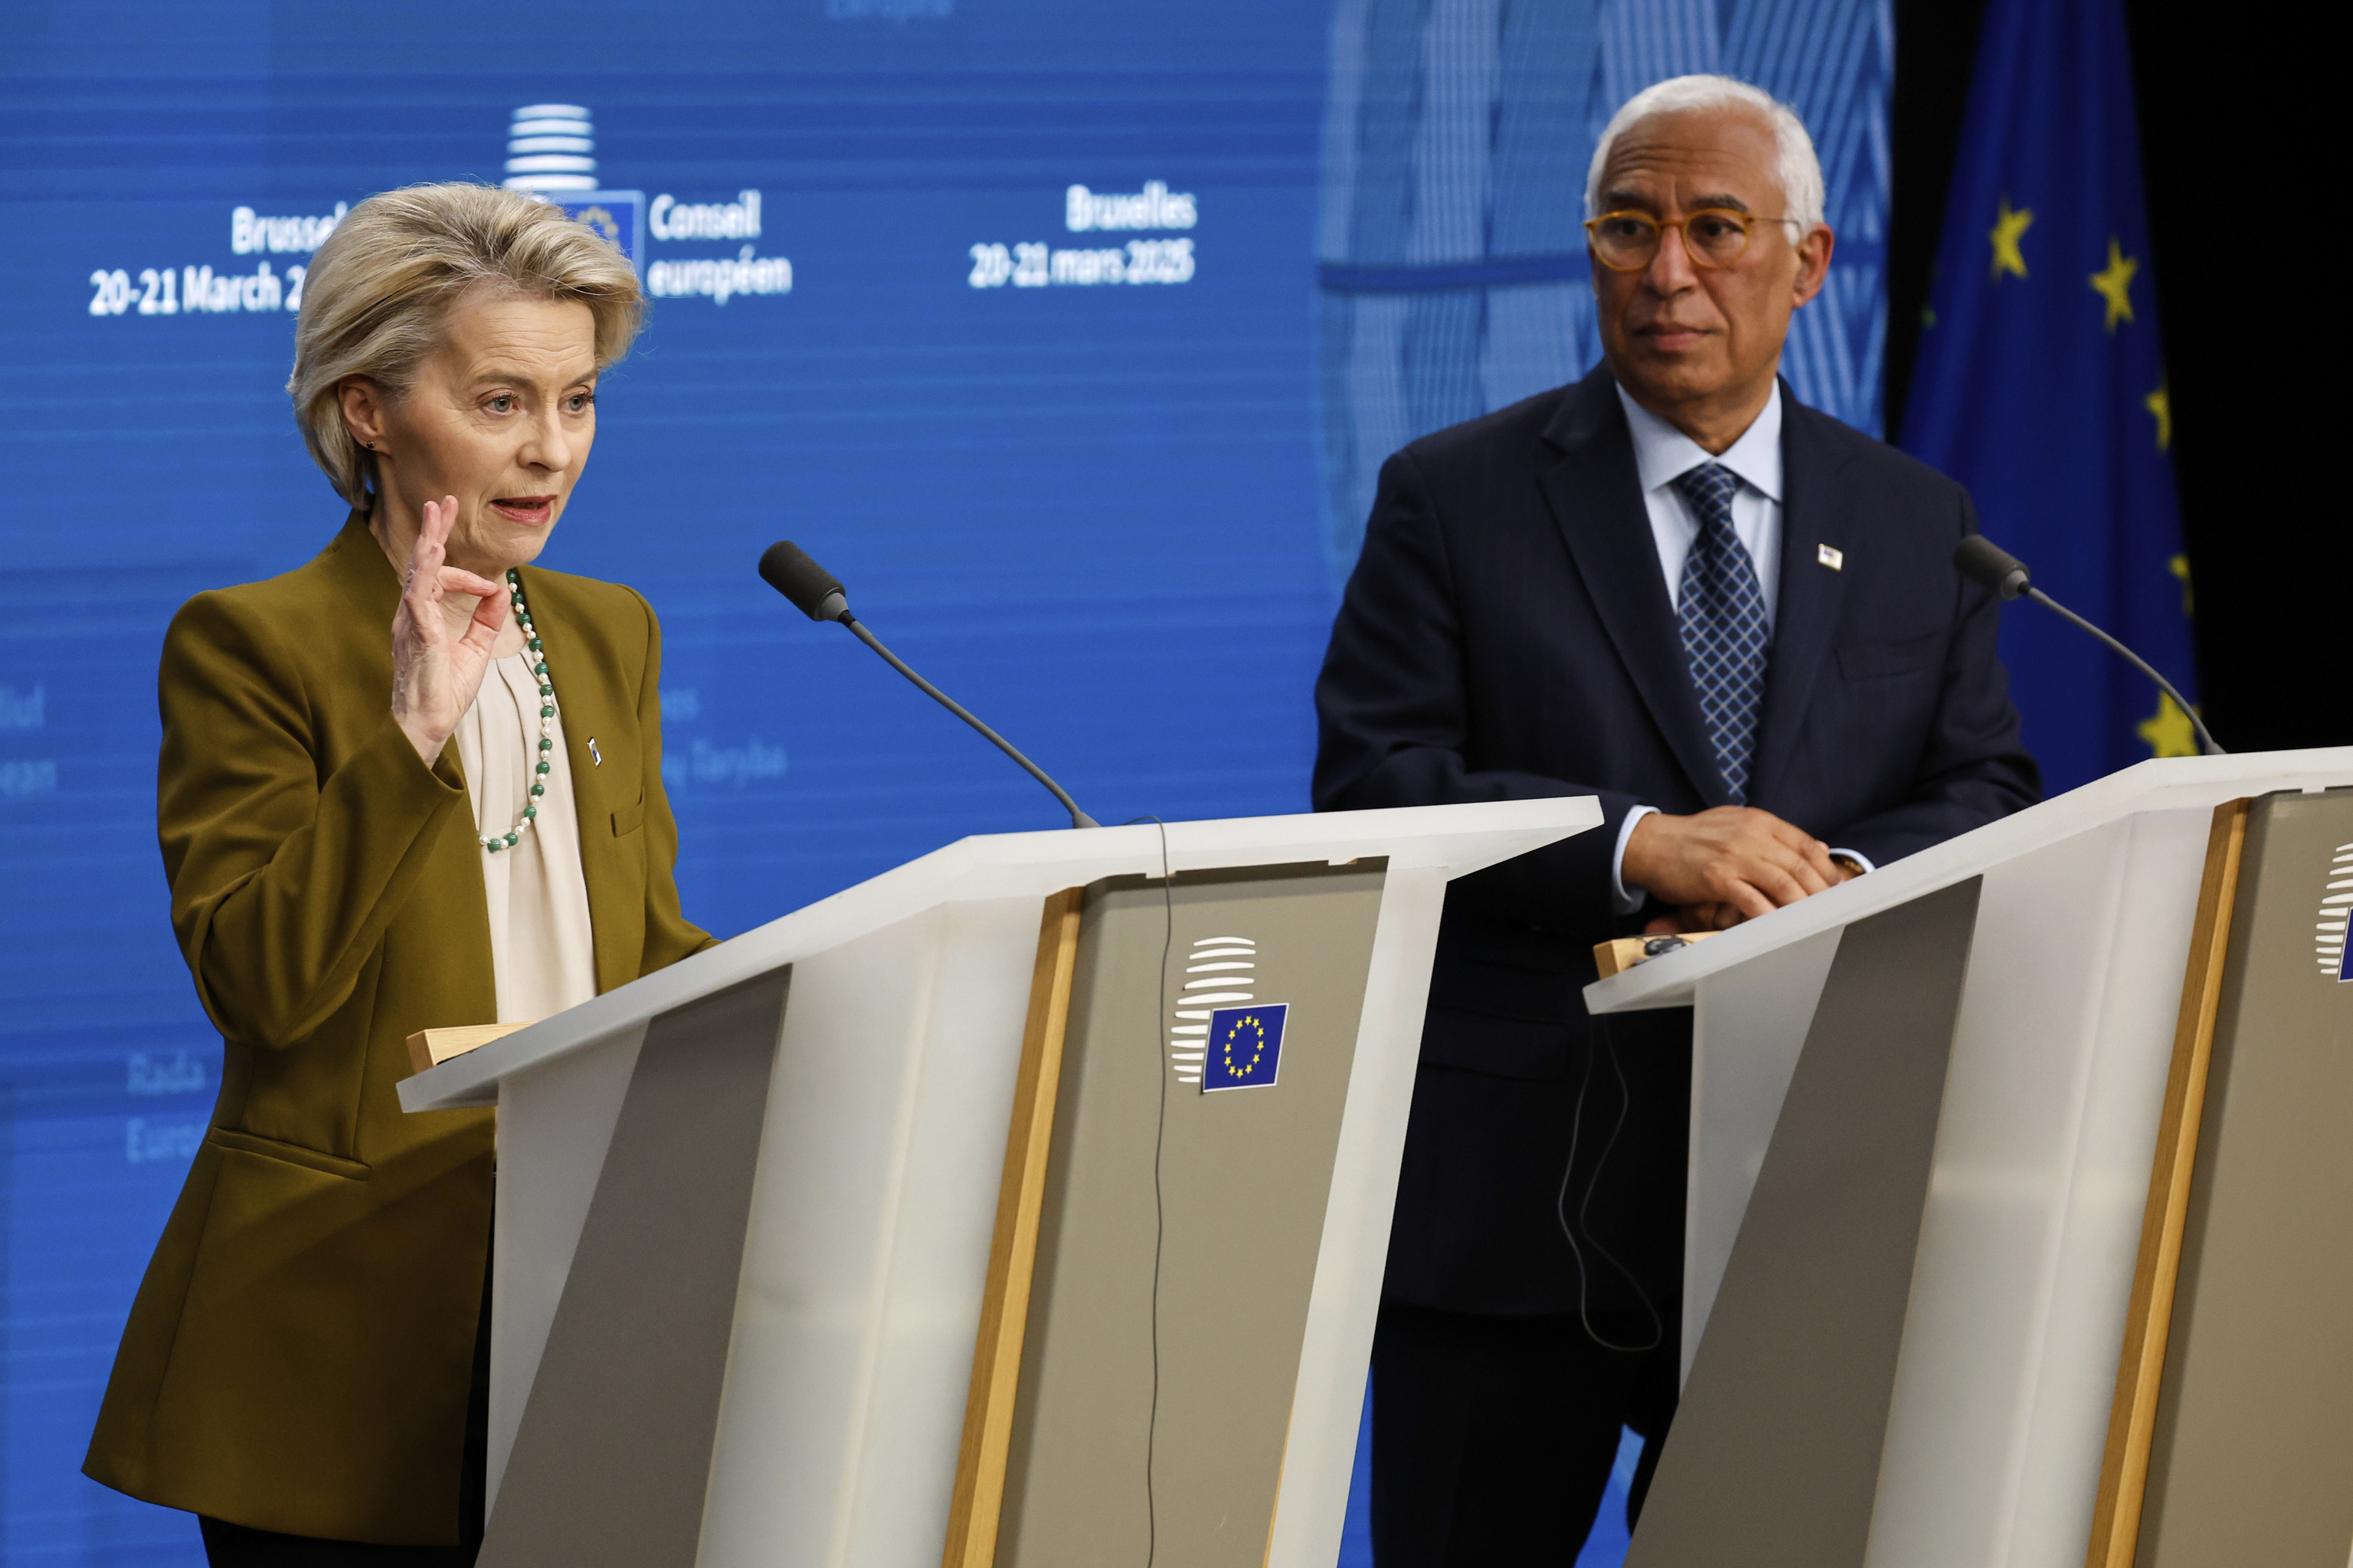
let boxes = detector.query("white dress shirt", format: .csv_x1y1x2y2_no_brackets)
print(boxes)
1618,379,1785,627
1604,381,1870,912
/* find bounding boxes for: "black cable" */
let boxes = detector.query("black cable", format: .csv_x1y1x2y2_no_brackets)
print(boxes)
1554,1022,1664,1354
1127,814,1174,1567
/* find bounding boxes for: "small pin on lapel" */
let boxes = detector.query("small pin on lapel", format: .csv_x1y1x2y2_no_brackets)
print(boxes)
588,738,602,767
1817,544,1844,571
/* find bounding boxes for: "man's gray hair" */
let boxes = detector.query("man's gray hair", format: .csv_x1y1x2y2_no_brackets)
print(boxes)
1586,74,1825,232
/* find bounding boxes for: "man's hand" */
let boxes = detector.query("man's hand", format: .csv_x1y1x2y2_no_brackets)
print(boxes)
1623,807,1853,932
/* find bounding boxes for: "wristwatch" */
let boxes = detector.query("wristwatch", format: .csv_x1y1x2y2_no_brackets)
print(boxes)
1831,853,1867,880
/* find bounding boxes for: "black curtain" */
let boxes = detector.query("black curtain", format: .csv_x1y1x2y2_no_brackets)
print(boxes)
1887,1,2342,755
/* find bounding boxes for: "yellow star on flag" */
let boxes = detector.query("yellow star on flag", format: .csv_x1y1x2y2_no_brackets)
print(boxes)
1989,196,2033,280
2089,239,2138,332
2168,553,2192,617
2137,691,2201,758
2145,381,2171,452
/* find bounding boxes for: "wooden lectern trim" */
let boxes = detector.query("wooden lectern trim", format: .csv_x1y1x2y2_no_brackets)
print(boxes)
1592,928,1720,979
402,1022,532,1078
943,886,1087,1568
2083,798,2247,1568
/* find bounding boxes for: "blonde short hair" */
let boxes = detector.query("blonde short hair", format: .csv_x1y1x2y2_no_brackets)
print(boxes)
287,182,643,509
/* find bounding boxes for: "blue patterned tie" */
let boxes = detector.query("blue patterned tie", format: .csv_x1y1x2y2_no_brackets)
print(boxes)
1672,462,1769,803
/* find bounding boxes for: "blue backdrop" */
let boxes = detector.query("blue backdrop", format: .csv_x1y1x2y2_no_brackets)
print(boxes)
0,3,1887,1560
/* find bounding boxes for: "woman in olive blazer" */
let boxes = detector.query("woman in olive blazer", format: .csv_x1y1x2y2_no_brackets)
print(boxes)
84,185,712,1561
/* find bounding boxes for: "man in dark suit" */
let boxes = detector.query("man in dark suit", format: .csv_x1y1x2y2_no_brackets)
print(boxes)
1312,75,2039,1562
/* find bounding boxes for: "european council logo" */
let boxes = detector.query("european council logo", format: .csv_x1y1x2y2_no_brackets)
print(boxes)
500,104,643,273
1202,1004,1288,1092
2315,839,2352,980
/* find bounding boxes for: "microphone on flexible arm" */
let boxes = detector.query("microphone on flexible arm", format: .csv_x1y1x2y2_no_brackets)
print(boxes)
1952,534,2223,756
758,541,1101,828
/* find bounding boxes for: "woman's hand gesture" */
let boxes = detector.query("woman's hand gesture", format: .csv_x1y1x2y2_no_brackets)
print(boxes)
389,496,509,765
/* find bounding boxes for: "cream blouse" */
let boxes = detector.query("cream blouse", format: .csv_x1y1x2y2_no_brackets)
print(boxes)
453,653,597,1024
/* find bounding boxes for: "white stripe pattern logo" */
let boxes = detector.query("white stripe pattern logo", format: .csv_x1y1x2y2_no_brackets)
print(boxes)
1170,936,1257,1084
2316,843,2352,980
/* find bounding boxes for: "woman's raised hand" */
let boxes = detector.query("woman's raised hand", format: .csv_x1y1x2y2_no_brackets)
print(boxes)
390,496,510,764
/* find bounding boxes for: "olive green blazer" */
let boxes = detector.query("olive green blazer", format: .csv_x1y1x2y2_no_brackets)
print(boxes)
83,514,713,1544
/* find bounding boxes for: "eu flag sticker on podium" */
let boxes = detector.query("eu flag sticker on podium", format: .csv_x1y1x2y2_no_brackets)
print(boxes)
1203,1004,1288,1092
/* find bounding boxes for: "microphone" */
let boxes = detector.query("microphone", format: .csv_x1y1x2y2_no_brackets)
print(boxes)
758,541,1100,828
1952,535,2222,756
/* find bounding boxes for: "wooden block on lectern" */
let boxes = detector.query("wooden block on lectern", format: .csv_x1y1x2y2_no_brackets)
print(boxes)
1593,929,1720,978
405,1023,531,1077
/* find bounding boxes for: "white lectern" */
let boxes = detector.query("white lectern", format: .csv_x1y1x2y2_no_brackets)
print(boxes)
1590,751,2353,1568
401,798,1599,1568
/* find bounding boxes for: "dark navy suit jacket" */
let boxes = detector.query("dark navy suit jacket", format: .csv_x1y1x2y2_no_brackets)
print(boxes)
1313,365,2039,1318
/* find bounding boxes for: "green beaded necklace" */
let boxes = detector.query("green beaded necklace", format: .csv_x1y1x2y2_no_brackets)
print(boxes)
482,568,555,854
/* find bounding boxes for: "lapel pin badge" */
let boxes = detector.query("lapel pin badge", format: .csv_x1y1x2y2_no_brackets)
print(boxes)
588,738,602,767
1817,544,1845,571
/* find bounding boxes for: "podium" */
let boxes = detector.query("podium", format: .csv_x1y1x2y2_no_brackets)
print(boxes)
399,798,1599,1568
1589,752,2353,1568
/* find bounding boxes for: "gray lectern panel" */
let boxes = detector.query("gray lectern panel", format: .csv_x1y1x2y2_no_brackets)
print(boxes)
479,968,789,1568
2136,790,2353,1567
1628,878,1981,1567
996,863,1386,1568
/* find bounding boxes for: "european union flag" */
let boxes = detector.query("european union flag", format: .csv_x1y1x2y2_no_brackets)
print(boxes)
1202,1004,1288,1092
1901,0,2197,792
